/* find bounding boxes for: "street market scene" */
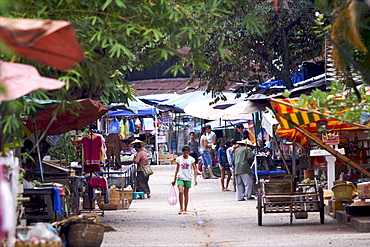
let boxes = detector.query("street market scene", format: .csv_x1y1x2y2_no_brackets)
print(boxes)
1,1,370,247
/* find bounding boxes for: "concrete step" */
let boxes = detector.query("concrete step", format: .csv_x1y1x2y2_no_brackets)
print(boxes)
336,211,370,232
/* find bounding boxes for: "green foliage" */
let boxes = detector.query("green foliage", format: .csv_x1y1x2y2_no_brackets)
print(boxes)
181,0,324,91
295,81,370,125
47,133,78,166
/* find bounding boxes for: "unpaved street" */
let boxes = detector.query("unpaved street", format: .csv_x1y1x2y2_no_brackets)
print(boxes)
100,165,370,247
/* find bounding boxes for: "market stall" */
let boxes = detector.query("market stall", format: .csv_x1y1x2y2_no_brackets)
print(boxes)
266,97,370,225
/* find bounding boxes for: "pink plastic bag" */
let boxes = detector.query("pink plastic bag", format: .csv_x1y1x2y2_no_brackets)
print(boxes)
167,185,177,206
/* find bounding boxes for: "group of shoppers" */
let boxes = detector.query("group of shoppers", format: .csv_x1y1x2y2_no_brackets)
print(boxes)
187,123,257,200
130,122,257,214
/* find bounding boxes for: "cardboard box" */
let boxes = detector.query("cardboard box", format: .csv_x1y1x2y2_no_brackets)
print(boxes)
158,154,174,159
358,182,370,199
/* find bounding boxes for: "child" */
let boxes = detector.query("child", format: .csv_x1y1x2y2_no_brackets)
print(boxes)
187,132,199,166
217,138,231,191
226,139,237,192
172,145,198,214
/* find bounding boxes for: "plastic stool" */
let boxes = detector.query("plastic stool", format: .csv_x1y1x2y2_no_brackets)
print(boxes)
133,192,145,200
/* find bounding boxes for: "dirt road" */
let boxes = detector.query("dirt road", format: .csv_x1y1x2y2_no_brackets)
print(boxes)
100,165,370,247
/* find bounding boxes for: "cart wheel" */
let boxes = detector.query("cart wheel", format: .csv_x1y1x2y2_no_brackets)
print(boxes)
257,188,262,226
319,187,324,224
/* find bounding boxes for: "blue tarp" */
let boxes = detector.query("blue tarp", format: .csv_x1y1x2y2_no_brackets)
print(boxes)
259,68,308,89
251,170,287,176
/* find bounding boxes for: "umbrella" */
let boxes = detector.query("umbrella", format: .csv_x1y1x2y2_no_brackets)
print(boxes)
0,17,84,70
25,99,109,135
215,100,268,120
183,96,241,120
0,61,66,102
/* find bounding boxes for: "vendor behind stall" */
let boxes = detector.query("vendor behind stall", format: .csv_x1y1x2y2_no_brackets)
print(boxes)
130,140,151,198
234,123,256,143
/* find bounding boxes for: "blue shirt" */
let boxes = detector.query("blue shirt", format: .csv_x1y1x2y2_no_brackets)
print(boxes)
217,146,228,164
226,147,234,167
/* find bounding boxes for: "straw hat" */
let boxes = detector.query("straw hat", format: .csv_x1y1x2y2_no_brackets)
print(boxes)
128,139,146,147
236,139,256,147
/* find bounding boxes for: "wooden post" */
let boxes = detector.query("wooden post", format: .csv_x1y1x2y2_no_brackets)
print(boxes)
273,133,291,174
292,143,296,176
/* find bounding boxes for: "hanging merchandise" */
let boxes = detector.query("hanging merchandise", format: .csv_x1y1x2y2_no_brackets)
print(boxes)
119,119,126,139
105,133,122,162
125,119,130,136
81,133,105,173
129,119,135,133
142,118,155,131
135,118,141,126
109,120,120,134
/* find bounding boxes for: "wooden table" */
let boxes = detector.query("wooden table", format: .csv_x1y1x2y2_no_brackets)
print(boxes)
23,188,62,224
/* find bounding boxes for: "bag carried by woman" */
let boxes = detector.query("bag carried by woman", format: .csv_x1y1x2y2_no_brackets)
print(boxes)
167,185,177,205
141,164,154,177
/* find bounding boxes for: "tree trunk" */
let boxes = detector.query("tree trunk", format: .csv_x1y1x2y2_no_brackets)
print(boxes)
282,27,293,89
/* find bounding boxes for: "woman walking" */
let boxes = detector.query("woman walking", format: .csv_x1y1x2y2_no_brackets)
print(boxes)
130,139,151,198
172,145,198,214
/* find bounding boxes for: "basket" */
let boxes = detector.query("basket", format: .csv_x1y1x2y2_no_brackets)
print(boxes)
332,183,354,201
15,241,62,247
82,193,95,209
121,189,133,209
97,190,121,210
67,222,104,247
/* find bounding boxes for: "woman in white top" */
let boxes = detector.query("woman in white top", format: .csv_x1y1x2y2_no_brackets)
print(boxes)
200,126,217,179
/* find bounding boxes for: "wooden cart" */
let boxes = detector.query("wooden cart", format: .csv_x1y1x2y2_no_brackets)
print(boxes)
257,177,325,226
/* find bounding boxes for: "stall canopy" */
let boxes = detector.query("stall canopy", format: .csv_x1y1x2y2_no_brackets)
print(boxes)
138,93,180,105
0,17,84,71
269,98,370,146
25,99,109,135
194,119,250,131
108,96,157,116
159,91,245,113
108,96,154,114
183,96,241,120
215,100,268,120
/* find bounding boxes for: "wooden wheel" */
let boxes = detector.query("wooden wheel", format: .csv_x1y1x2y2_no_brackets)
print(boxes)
258,188,263,226
319,187,325,224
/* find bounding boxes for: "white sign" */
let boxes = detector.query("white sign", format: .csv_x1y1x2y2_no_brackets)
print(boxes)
157,135,166,143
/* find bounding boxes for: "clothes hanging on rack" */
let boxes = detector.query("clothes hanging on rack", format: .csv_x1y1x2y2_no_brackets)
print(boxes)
81,133,105,173
105,133,122,162
109,120,120,134
129,119,135,133
119,119,126,139
125,119,130,136
87,177,110,205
